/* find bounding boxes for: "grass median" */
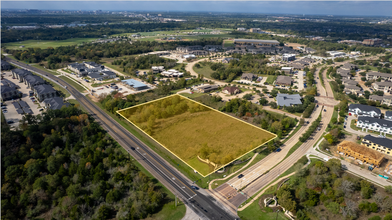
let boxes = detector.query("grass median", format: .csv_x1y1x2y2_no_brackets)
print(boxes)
59,76,87,93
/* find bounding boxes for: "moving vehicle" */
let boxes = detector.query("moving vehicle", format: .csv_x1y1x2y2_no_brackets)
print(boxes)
275,148,282,152
191,185,199,190
238,174,244,179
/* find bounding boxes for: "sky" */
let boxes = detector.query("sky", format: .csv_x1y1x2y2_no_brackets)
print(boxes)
1,1,392,16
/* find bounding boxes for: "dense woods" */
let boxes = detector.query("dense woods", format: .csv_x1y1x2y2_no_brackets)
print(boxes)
4,39,223,69
276,159,392,219
1,107,169,220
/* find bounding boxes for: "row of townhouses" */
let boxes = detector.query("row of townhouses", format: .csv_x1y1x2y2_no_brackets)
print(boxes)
9,69,69,110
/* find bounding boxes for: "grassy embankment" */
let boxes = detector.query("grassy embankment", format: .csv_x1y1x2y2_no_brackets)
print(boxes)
58,76,87,93
3,38,97,50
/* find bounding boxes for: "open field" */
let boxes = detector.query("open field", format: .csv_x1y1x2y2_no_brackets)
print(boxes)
193,64,215,78
266,76,277,84
117,94,276,176
3,38,97,49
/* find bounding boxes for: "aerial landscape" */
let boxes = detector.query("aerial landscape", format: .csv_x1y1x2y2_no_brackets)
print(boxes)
1,1,392,220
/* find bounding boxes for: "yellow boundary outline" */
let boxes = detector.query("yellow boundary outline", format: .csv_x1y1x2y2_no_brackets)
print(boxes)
116,94,277,177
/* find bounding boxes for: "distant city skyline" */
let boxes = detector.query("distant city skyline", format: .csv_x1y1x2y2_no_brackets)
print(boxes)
2,1,392,16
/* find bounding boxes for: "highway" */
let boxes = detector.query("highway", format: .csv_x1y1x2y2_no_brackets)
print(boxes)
6,58,238,220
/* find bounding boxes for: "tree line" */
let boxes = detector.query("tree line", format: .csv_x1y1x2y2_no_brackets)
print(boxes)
276,159,392,219
1,106,170,220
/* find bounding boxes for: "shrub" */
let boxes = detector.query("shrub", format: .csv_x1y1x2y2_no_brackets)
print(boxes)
368,216,381,220
326,202,340,214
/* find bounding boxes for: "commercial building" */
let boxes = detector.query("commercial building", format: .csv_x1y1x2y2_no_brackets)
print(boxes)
249,28,261,33
362,38,382,46
222,57,239,63
234,39,279,48
197,84,219,93
362,135,392,156
222,86,240,95
121,79,149,91
327,51,346,57
276,93,302,107
236,28,247,31
152,66,165,73
68,62,117,80
282,54,296,62
240,73,257,81
337,141,384,167
356,116,392,135
348,104,381,118
176,45,203,53
281,67,293,74
161,69,184,77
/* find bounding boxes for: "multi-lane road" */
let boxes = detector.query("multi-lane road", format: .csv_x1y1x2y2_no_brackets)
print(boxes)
5,58,238,220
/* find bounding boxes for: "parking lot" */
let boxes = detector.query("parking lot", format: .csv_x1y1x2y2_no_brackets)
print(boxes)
2,71,43,128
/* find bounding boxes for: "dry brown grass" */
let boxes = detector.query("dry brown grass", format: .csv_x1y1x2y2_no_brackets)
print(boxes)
118,95,276,176
339,141,384,160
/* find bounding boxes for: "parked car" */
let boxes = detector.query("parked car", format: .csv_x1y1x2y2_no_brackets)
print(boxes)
2,110,8,113
275,148,282,152
1,106,7,109
7,121,14,124
324,109,326,112
39,109,44,111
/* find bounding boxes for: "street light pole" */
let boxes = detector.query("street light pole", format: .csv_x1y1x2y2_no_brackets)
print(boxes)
275,210,280,220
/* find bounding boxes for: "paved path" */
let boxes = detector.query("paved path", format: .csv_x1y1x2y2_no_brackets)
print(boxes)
262,106,302,120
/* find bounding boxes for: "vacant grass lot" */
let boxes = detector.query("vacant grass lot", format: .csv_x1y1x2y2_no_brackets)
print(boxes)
118,95,275,176
193,64,215,79
266,76,277,85
3,38,97,49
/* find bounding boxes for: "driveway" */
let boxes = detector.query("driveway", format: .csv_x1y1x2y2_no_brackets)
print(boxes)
345,115,370,136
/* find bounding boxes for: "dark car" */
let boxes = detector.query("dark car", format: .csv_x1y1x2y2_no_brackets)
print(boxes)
238,174,244,179
275,148,282,152
130,147,135,150
7,121,14,124
191,186,199,190
324,109,326,112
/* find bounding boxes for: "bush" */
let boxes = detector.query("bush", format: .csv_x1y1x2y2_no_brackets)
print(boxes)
386,186,392,194
384,214,392,220
368,216,381,220
303,103,315,118
326,202,340,214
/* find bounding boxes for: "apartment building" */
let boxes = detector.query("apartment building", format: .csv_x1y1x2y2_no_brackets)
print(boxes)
366,71,392,81
356,116,392,136
348,104,381,118
372,81,392,92
362,38,383,46
362,135,392,156
337,141,384,167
